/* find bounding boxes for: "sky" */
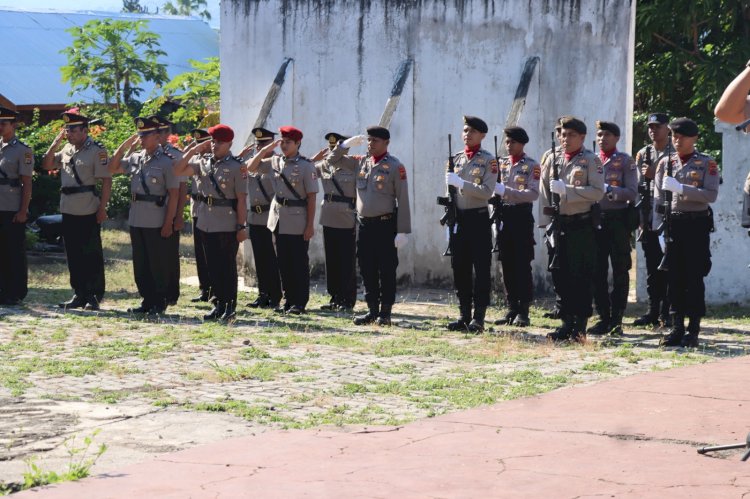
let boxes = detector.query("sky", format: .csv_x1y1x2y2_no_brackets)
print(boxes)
5,0,220,27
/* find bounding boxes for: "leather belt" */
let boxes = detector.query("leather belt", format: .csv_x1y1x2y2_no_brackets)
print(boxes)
275,196,307,207
131,193,166,205
0,178,21,187
250,204,270,213
671,210,710,220
194,193,237,208
61,185,95,195
358,213,394,224
324,193,356,205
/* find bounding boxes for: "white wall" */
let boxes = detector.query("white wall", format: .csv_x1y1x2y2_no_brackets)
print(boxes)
221,0,635,289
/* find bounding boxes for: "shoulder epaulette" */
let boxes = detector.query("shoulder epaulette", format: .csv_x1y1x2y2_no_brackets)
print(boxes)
91,140,107,150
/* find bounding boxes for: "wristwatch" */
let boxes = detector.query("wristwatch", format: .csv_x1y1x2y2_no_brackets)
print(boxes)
235,224,247,231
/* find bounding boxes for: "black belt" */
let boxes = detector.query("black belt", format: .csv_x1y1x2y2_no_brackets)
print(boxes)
194,193,237,208
503,203,533,213
671,210,710,220
457,207,489,215
131,193,166,205
0,178,20,187
601,208,627,219
323,193,356,205
358,213,394,224
61,185,96,195
275,196,307,207
250,204,270,213
190,193,198,201
559,212,591,223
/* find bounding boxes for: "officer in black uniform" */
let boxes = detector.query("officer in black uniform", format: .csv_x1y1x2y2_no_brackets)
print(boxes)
493,126,539,327
0,107,32,306
246,127,283,309
653,118,719,348
444,116,497,332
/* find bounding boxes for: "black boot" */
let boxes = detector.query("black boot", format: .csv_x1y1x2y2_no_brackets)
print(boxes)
586,313,610,335
512,302,530,327
59,294,87,309
192,290,210,303
547,316,575,342
659,300,672,327
468,307,486,333
569,316,588,344
543,307,561,319
633,302,659,327
354,303,379,325
607,310,624,337
377,305,392,326
204,303,224,321
659,313,685,346
448,303,472,331
494,301,518,325
320,298,338,311
681,316,701,348
247,294,270,308
220,302,237,322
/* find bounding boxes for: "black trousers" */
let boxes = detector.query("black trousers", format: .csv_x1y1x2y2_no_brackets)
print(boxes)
129,226,171,308
62,213,105,301
357,217,398,309
640,229,669,315
546,243,564,313
556,216,596,319
323,226,357,308
275,232,310,309
0,211,27,301
592,210,632,316
451,209,492,311
666,216,711,318
166,231,180,304
193,219,210,295
498,206,535,306
203,231,239,307
248,223,281,304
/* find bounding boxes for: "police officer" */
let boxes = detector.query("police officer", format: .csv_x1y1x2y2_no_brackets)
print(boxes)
175,124,248,321
587,121,637,336
443,116,497,332
0,107,32,306
109,116,180,315
43,109,112,310
314,131,358,311
539,117,605,342
632,113,671,327
493,126,539,327
653,118,719,348
152,116,188,306
245,127,283,309
187,128,212,302
246,126,318,315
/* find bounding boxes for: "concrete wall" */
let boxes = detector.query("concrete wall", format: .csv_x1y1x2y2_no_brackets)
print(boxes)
221,0,635,289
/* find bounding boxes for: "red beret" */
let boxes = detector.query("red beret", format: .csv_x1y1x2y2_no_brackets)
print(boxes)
208,124,234,142
279,125,303,142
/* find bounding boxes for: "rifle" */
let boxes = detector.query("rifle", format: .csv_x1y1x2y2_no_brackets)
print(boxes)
591,140,602,230
437,134,458,257
489,135,504,259
635,144,653,242
657,133,673,271
543,132,561,270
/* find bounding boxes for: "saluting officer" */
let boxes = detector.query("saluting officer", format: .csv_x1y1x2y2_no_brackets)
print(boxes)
152,116,188,306
633,113,671,327
246,126,318,315
653,118,719,348
443,116,497,332
493,126,539,328
187,128,212,303
245,127,282,309
175,124,248,322
588,121,637,336
315,131,358,311
0,107,32,306
109,116,180,315
43,109,112,310
539,117,605,342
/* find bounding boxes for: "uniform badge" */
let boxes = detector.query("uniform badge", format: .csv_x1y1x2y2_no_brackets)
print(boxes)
708,160,718,176
574,180,581,186
692,181,699,187
532,165,541,180
689,171,699,179
399,165,407,180
473,177,481,185
597,165,603,174
611,180,619,187
221,183,227,189
514,175,524,183
223,168,230,173
98,151,108,165
489,159,498,174
574,169,584,177
579,159,588,166
472,168,480,176
24,152,32,165
377,184,384,190
311,170,317,180
151,178,157,183
522,165,529,172
382,164,390,170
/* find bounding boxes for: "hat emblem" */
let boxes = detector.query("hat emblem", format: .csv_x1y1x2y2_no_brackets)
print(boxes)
63,115,70,123
137,119,144,128
255,130,263,138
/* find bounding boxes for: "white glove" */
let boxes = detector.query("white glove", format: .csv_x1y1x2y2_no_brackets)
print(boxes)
394,233,408,249
662,176,684,195
342,134,366,148
446,172,465,189
658,234,666,252
603,182,610,191
494,182,505,196
550,179,567,196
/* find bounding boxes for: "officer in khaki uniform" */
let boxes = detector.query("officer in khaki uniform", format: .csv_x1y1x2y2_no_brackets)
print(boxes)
315,131,358,311
152,116,188,306
187,128,212,302
588,121,638,336
443,116,497,332
175,124,248,321
43,109,112,310
539,117,605,342
246,126,318,315
109,116,180,315
245,127,282,309
0,107,32,305
493,126,539,328
653,118,719,348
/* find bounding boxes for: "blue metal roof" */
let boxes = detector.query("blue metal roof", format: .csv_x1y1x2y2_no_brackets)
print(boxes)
0,8,218,106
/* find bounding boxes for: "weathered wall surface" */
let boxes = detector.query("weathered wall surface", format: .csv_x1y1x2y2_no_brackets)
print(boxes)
221,0,635,290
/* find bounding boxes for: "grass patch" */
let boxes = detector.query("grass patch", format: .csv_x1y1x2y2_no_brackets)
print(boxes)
581,360,619,374
209,360,299,382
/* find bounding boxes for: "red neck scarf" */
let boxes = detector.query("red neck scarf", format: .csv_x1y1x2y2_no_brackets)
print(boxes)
599,148,617,163
510,153,525,165
564,148,582,162
464,144,480,160
372,152,388,164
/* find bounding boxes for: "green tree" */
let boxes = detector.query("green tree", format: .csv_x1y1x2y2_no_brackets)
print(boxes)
635,0,750,159
162,0,211,21
121,0,149,13
60,19,168,111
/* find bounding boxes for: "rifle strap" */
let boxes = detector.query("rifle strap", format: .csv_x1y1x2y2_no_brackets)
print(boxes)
207,159,228,199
